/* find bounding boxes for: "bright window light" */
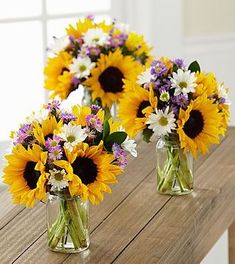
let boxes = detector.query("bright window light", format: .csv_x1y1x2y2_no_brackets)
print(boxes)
0,0,41,19
0,21,44,140
46,0,111,15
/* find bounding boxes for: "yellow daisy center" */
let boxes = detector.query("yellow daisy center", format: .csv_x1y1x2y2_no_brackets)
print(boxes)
54,172,64,181
179,81,187,89
159,116,168,126
67,135,76,142
79,65,87,72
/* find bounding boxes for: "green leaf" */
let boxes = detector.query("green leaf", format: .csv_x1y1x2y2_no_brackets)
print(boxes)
188,61,200,73
102,120,110,140
142,128,154,143
173,64,179,73
106,131,127,146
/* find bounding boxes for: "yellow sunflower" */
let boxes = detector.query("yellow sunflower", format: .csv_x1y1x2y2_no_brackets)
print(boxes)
3,144,48,208
72,105,104,127
118,81,157,137
66,18,112,39
218,103,230,136
177,95,222,158
84,49,142,108
125,32,152,57
194,72,218,97
54,141,122,205
44,51,73,99
33,115,62,145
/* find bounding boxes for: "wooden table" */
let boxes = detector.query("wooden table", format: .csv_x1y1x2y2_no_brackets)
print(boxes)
1,128,235,264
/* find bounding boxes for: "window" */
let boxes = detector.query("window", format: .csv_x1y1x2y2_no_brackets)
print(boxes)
0,0,112,182
0,0,111,142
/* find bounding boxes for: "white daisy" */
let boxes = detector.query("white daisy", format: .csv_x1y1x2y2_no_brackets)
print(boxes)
69,56,95,79
137,68,152,86
160,91,170,102
48,168,69,191
26,109,50,123
218,83,230,104
83,28,109,47
146,107,176,137
59,123,87,151
122,136,137,157
48,35,70,55
170,69,197,96
115,23,130,33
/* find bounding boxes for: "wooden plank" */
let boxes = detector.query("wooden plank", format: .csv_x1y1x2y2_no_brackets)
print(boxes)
8,140,157,264
113,133,235,264
60,132,226,263
63,171,170,264
0,202,45,264
0,189,24,230
3,129,233,264
229,221,235,264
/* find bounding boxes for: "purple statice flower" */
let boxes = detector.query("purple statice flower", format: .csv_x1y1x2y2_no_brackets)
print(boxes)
60,112,77,124
171,94,189,108
79,46,90,56
72,76,80,87
172,105,180,116
86,114,103,132
172,58,185,68
109,36,124,48
119,33,128,41
219,97,226,104
46,100,61,111
45,135,63,161
87,47,101,57
84,127,96,141
151,60,167,77
86,14,95,21
13,123,33,145
45,135,62,151
48,148,63,161
91,104,101,113
158,79,171,93
112,143,128,169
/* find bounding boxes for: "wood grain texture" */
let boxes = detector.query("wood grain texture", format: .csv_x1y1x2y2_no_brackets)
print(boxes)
0,189,24,230
229,221,235,264
114,134,235,264
0,128,234,264
11,140,158,264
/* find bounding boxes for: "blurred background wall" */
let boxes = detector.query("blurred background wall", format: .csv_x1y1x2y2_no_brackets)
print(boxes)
112,0,234,126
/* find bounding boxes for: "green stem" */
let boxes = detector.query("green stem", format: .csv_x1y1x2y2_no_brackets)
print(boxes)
47,195,88,251
157,144,193,194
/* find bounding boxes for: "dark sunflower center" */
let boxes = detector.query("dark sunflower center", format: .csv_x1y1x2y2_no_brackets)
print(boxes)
45,133,53,141
72,157,98,185
183,110,204,139
137,100,151,118
23,161,41,189
98,66,124,93
61,67,69,75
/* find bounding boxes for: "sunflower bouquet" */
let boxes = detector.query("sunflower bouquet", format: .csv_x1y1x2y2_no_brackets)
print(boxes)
3,100,137,252
44,15,152,111
119,58,230,195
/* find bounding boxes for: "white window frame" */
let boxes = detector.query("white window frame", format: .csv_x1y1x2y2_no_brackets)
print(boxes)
0,0,116,176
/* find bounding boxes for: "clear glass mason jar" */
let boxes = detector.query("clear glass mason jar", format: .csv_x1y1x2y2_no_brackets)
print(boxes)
47,193,89,253
156,134,193,195
81,88,92,106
